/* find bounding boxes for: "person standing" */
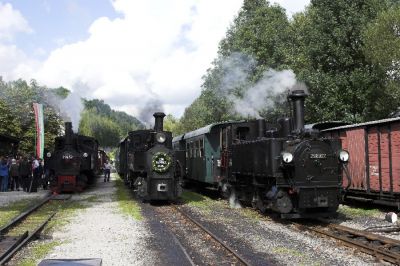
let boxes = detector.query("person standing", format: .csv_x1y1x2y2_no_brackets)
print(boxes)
104,160,112,182
30,157,40,192
9,159,20,191
0,158,9,192
19,157,31,192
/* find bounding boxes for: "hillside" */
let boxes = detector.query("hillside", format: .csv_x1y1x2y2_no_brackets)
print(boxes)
79,99,144,148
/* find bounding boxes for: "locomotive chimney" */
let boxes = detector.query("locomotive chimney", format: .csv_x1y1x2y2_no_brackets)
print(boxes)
257,119,266,138
65,122,73,145
288,89,307,132
153,112,166,132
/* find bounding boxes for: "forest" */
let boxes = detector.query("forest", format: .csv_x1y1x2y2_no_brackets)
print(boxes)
0,78,143,155
172,0,400,134
1,0,400,152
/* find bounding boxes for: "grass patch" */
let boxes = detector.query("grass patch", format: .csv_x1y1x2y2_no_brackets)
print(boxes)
238,207,266,221
0,198,43,228
272,246,305,257
272,247,320,266
114,178,142,220
181,191,217,210
85,195,99,203
42,200,86,234
18,240,62,266
13,197,88,265
339,205,381,218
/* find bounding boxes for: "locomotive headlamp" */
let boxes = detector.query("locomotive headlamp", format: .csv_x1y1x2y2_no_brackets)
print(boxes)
156,133,166,143
281,152,293,163
83,152,88,158
46,152,52,158
338,150,349,163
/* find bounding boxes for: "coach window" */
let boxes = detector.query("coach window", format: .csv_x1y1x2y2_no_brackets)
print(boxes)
195,140,198,158
190,142,194,158
199,138,204,157
186,143,189,158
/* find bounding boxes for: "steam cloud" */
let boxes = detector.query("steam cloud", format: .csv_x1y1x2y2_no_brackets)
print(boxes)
138,98,164,128
229,190,242,209
43,89,83,133
216,52,306,118
59,91,83,132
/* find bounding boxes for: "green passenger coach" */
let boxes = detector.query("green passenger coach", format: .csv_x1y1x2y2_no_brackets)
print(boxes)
172,122,240,187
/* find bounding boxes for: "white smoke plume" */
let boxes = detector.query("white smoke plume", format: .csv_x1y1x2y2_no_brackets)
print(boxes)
138,98,164,128
42,89,83,133
59,91,83,132
216,52,304,118
229,190,242,209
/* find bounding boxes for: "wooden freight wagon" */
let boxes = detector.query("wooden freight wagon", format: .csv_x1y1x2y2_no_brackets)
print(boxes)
322,117,400,208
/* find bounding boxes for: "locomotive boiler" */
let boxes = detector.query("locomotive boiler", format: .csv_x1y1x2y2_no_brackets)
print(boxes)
117,112,182,201
174,89,349,218
45,122,99,193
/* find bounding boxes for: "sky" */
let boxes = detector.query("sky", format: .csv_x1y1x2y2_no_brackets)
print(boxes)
0,0,310,120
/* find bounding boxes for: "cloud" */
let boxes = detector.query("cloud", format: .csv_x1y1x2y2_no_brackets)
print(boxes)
0,2,32,41
0,2,37,80
31,0,243,119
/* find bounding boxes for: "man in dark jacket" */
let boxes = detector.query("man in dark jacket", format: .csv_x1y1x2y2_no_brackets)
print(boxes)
18,157,31,192
9,159,19,191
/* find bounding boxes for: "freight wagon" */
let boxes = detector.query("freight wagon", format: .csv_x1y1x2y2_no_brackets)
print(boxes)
322,117,400,208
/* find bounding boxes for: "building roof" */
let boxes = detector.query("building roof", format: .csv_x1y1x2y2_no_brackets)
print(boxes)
305,121,349,131
322,117,400,132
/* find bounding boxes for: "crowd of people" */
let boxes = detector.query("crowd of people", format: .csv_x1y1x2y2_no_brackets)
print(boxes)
0,155,45,193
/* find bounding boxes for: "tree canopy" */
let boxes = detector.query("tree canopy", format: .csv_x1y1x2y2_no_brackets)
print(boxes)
176,0,400,134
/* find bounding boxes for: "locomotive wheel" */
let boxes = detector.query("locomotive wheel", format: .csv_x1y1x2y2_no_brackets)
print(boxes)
275,192,293,214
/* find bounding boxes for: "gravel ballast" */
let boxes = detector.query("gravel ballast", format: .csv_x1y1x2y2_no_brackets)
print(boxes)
180,193,385,265
37,178,158,265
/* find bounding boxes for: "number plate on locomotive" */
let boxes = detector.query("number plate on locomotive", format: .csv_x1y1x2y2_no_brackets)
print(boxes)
309,154,327,159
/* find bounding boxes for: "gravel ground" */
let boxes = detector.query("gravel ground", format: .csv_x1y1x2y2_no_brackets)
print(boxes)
36,177,158,266
0,188,49,207
181,198,384,266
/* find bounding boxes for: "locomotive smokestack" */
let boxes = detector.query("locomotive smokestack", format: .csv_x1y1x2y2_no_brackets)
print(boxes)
257,119,266,138
288,89,307,132
65,122,73,145
153,112,166,132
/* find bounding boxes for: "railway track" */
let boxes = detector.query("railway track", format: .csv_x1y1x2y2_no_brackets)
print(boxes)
0,195,70,265
296,221,400,264
171,205,251,266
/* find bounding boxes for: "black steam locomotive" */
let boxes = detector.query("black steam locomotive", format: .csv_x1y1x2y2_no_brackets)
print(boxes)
45,122,100,193
173,90,349,218
117,112,182,201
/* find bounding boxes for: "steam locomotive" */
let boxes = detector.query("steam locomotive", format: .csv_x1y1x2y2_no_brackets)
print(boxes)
117,112,182,201
173,90,349,218
45,122,100,193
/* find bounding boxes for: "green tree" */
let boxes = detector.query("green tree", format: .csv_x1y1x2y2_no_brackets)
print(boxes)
0,98,21,136
180,0,291,131
163,114,180,135
291,0,392,122
79,109,122,148
0,79,64,154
